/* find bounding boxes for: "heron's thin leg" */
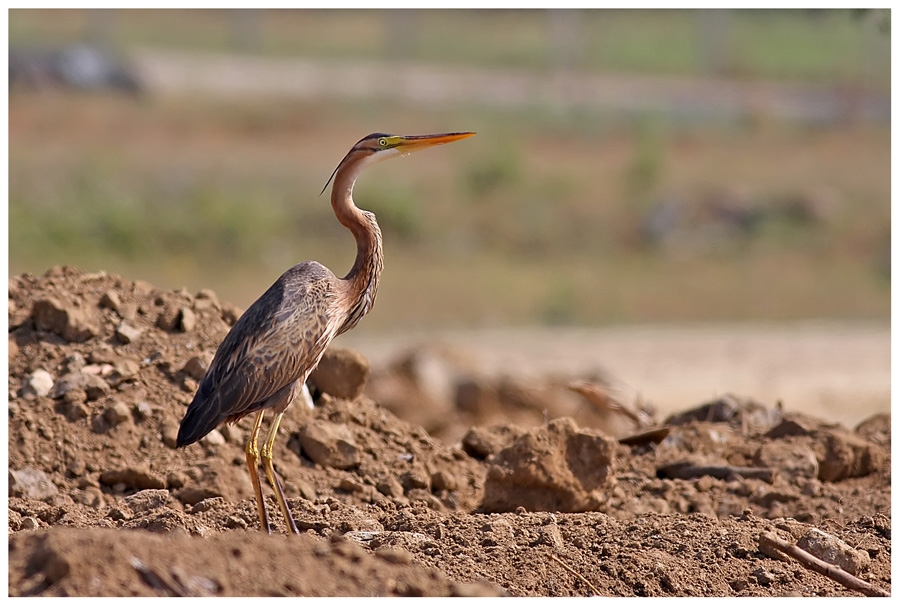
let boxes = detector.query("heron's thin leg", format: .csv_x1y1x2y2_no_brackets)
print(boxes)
245,410,272,534
260,411,300,535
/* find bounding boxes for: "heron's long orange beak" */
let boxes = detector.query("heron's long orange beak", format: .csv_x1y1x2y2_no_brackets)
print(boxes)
394,132,476,153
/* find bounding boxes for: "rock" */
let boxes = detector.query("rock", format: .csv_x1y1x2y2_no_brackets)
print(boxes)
376,476,405,499
854,413,890,446
480,417,617,513
431,469,459,492
50,371,110,401
296,420,361,469
765,415,824,439
99,290,121,310
194,288,220,310
104,401,133,427
156,305,180,331
124,489,170,514
31,297,99,342
200,429,226,446
21,370,54,398
115,321,144,344
461,424,523,459
754,441,819,481
814,428,886,482
179,307,197,332
9,468,59,500
181,356,209,381
797,528,870,576
99,467,166,490
308,347,371,401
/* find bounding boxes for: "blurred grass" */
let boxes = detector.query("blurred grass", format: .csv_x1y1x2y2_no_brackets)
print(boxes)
8,9,889,86
7,9,891,332
9,93,890,331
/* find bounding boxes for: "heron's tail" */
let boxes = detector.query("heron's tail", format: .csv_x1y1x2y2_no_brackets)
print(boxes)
176,384,222,447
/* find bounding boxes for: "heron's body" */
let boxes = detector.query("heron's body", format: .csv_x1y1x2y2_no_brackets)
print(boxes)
176,131,473,534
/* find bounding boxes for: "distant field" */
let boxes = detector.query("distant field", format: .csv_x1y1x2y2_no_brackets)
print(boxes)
8,9,889,85
8,9,890,332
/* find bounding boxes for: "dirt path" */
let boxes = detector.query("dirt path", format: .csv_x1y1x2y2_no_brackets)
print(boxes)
342,321,890,428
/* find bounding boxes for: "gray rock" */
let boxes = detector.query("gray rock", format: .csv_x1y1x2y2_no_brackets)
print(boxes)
9,467,59,500
296,420,360,469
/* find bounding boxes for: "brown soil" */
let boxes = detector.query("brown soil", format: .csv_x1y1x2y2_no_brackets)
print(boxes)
8,266,891,597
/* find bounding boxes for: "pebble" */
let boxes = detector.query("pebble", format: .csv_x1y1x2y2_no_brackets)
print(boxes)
125,488,170,513
116,321,144,344
9,467,59,500
200,429,226,446
104,400,133,427
21,370,54,398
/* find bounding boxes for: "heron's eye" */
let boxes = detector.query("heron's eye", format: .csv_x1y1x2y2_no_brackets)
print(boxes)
378,138,388,147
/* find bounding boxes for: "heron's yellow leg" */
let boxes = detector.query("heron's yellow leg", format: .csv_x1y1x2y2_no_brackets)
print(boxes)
245,410,272,534
260,411,300,535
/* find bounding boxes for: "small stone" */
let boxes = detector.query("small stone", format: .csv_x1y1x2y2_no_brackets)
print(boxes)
307,347,371,400
156,306,180,331
118,302,138,321
9,337,18,364
99,290,121,310
19,517,40,530
116,321,144,344
190,496,226,513
179,307,197,332
21,370,54,398
133,401,154,422
220,424,243,444
296,420,361,469
338,478,365,493
376,476,405,499
162,425,179,449
200,429,226,446
430,469,458,492
182,356,209,380
32,297,99,342
99,467,166,490
9,468,59,500
125,489,170,513
104,400,133,427
797,528,870,576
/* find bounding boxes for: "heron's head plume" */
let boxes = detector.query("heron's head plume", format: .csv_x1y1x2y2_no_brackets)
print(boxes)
320,131,475,195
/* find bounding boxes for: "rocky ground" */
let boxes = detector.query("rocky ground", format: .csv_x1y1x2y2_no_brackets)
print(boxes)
7,266,891,596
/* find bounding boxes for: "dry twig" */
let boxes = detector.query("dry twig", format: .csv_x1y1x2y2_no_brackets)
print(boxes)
548,553,601,596
758,532,889,597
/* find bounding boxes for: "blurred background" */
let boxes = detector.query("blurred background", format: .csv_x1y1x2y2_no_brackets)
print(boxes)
8,9,891,429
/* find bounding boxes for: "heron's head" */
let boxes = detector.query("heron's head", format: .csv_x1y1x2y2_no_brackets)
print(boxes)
321,131,475,195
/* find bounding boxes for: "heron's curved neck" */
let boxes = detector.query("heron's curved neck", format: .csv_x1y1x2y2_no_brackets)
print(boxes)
331,160,384,307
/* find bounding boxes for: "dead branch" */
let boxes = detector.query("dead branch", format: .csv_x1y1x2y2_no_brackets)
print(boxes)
548,553,601,596
658,462,775,483
758,532,889,597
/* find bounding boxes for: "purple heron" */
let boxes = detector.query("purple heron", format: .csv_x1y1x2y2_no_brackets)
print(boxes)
176,132,475,534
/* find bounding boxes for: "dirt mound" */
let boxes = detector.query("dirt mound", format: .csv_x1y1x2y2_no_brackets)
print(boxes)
8,266,891,596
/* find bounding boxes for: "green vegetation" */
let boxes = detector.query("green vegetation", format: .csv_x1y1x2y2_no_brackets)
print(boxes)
8,9,889,86
7,10,890,331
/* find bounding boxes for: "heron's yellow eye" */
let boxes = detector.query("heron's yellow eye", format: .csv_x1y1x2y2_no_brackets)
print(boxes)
378,138,388,147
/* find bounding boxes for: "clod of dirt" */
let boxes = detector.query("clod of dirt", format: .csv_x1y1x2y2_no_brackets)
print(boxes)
31,297,99,342
308,347,371,400
296,420,361,469
461,424,524,459
814,428,885,482
480,417,617,513
854,413,890,446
